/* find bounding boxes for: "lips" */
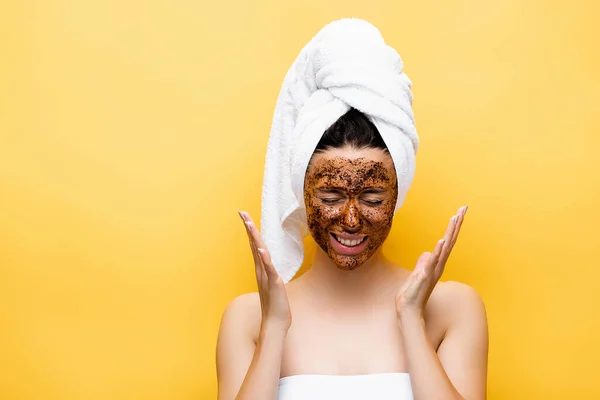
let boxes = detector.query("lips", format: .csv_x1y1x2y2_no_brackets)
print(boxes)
332,233,366,246
329,232,369,256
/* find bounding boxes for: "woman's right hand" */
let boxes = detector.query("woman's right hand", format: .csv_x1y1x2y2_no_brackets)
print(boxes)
239,211,292,334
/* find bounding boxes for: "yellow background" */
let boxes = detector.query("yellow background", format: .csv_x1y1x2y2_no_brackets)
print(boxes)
1,0,599,399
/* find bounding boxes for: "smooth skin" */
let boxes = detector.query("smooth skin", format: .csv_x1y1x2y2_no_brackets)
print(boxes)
216,148,488,400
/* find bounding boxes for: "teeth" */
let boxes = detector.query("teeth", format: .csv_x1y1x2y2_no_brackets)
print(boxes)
335,235,365,247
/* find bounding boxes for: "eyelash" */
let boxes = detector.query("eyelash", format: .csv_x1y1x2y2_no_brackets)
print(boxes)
320,199,383,206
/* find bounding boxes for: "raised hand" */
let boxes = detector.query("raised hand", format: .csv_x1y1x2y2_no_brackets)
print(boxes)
239,211,292,333
395,205,468,319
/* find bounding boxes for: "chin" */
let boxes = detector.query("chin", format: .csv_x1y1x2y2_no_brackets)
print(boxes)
328,250,370,271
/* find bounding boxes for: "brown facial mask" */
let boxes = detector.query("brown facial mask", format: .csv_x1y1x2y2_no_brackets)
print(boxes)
304,149,398,271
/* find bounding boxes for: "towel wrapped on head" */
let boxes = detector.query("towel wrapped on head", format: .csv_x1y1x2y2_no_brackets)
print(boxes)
260,18,419,283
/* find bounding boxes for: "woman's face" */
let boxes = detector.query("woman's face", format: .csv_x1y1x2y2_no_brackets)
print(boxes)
304,146,398,271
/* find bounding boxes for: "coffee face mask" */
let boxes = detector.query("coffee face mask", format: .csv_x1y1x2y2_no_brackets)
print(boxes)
304,148,398,271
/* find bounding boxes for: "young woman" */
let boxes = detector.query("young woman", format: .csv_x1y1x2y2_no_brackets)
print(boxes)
216,109,489,400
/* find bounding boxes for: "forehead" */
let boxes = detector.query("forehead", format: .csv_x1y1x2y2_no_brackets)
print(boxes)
306,147,396,184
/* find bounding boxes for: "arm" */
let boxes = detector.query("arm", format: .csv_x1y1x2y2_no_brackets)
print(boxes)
399,282,489,400
216,211,292,400
394,206,489,399
216,294,287,400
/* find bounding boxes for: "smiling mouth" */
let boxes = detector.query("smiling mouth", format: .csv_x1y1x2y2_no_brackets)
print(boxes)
331,233,368,247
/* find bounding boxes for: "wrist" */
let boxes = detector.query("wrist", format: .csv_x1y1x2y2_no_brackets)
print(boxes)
397,307,425,327
259,320,289,342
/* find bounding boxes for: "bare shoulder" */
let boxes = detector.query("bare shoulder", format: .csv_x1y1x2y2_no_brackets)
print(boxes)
434,280,486,307
429,281,488,330
219,292,262,343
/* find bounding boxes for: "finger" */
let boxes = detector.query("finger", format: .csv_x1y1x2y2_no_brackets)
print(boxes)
242,212,268,287
397,268,418,303
399,252,427,296
239,212,267,311
250,229,267,290
240,212,266,289
450,205,467,245
429,238,445,265
404,260,430,302
401,241,445,309
415,251,434,278
257,247,281,285
252,240,266,309
432,238,448,280
415,252,431,270
434,206,467,280
438,206,466,267
417,240,444,281
240,212,260,271
444,214,458,243
440,210,462,256
243,212,269,252
411,241,443,299
240,212,260,266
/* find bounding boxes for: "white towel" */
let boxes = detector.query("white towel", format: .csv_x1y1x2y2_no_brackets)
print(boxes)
260,18,419,283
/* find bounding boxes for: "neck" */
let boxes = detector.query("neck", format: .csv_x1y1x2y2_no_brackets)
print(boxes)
301,246,406,308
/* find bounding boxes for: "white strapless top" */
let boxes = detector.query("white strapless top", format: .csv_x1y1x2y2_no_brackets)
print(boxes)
278,373,414,400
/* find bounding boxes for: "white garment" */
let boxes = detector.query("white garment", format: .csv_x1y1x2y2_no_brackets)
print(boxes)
260,18,419,284
278,373,414,400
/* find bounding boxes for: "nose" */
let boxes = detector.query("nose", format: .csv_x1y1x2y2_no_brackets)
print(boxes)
340,201,362,232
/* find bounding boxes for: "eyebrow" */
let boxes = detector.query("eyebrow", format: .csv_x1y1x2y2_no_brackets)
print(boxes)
362,188,387,194
315,188,345,194
315,187,387,194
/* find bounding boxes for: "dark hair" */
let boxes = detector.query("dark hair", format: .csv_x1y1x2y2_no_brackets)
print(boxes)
313,108,388,154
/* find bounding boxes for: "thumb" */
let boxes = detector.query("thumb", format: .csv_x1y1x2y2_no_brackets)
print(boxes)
416,252,432,269
258,248,282,284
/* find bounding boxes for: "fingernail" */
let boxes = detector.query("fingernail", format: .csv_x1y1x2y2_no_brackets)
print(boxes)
464,205,468,214
238,211,243,220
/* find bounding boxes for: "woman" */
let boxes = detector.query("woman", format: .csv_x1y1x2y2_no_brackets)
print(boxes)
216,20,488,400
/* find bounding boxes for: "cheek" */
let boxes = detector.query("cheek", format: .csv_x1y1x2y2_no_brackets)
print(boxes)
305,196,340,229
366,187,398,228
361,201,395,229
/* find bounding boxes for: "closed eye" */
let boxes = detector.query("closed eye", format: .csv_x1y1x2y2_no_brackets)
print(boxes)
363,199,383,206
320,198,342,204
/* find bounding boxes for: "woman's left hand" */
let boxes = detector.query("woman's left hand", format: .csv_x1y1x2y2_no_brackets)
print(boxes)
395,205,468,320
